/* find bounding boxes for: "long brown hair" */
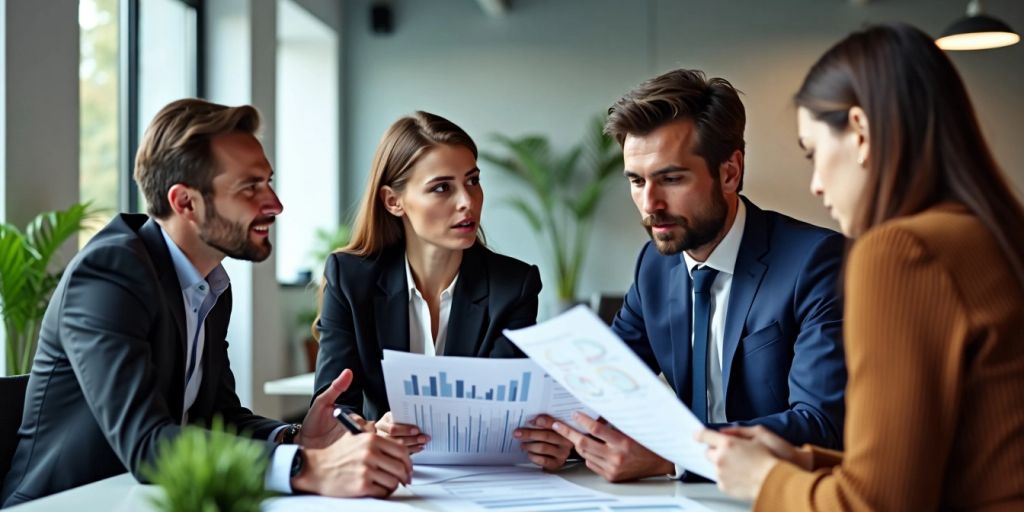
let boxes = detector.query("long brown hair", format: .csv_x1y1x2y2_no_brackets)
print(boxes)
344,111,478,256
312,111,478,340
795,22,1024,289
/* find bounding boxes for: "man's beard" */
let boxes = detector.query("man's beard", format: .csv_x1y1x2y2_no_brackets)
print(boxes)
642,186,728,256
198,202,273,262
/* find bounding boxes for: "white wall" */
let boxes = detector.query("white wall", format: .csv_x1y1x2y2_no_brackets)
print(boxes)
341,0,1024,317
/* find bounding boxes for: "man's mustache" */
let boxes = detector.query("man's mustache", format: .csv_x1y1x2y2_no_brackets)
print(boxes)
642,214,686,228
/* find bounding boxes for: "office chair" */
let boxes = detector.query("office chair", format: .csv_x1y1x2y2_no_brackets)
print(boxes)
0,375,29,481
590,293,625,326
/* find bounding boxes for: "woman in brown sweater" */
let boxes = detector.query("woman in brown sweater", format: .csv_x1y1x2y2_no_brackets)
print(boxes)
697,23,1024,510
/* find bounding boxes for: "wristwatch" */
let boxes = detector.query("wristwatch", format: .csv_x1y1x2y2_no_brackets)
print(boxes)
281,423,302,444
289,447,305,479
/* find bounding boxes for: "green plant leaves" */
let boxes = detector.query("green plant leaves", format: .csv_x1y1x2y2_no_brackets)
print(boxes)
1,202,101,374
482,114,623,301
144,417,272,512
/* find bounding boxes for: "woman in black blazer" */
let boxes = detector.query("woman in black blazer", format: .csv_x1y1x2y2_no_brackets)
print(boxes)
314,111,571,468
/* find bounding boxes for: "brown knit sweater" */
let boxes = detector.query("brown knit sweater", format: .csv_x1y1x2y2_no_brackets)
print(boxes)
756,203,1024,511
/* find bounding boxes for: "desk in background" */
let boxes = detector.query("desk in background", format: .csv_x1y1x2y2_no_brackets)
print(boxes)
8,464,750,511
263,372,314,396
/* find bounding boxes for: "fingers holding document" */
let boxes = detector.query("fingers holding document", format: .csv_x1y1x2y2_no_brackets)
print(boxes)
551,412,674,482
515,414,573,470
375,411,430,454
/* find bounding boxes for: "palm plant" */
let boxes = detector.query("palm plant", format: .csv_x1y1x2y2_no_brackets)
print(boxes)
481,115,622,303
0,203,99,375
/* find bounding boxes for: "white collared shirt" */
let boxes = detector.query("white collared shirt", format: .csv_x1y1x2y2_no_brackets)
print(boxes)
405,256,459,356
682,200,747,424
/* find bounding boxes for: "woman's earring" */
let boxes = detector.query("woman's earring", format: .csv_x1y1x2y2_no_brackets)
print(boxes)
857,155,866,167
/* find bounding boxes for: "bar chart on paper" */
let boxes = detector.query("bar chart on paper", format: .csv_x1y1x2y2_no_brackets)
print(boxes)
401,370,532,402
382,350,593,465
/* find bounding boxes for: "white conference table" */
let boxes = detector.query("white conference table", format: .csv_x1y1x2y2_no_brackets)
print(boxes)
9,463,750,511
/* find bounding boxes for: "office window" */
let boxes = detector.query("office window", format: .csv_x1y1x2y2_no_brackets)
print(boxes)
275,0,340,284
79,0,121,245
137,0,199,213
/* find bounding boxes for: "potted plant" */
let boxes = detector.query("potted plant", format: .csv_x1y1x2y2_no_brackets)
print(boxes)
143,417,272,512
0,203,99,375
481,115,622,308
297,225,351,371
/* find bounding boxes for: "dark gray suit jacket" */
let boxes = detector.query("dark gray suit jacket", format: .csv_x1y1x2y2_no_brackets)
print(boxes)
314,244,541,420
1,214,284,507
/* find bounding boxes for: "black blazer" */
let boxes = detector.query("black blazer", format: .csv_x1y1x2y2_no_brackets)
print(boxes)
314,244,542,420
1,214,283,507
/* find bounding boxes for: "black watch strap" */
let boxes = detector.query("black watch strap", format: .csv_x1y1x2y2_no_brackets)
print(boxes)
281,423,301,444
289,447,305,479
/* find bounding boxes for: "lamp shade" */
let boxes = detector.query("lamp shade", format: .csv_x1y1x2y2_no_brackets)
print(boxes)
936,14,1020,50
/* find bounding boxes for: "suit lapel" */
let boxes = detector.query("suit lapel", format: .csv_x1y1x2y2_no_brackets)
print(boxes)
375,248,411,353
191,288,232,420
667,256,692,403
722,199,769,395
137,217,187,419
444,246,488,357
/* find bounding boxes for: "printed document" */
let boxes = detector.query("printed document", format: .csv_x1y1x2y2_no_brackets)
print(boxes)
503,306,716,480
382,350,594,464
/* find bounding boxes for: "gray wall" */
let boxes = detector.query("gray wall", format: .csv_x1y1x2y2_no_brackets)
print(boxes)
341,0,1024,317
3,0,78,229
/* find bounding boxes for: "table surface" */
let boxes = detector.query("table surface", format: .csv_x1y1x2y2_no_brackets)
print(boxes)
8,463,751,511
263,372,315,396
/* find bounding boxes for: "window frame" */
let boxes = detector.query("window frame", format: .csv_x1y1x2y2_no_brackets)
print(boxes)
118,0,204,213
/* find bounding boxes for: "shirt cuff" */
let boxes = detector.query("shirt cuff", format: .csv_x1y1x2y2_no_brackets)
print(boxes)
268,424,289,443
668,463,686,479
265,443,299,494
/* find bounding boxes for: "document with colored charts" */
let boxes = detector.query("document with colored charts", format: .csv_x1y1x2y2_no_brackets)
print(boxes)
503,305,716,480
381,350,595,465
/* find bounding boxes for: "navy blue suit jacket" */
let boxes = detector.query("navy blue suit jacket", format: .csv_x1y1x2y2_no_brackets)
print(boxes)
612,198,846,449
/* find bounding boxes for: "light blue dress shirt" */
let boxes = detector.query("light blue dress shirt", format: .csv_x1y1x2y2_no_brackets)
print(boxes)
158,226,296,493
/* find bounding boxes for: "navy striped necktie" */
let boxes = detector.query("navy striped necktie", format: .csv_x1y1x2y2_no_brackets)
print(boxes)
690,266,719,424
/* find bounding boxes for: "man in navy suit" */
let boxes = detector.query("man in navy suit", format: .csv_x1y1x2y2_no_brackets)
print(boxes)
542,69,846,482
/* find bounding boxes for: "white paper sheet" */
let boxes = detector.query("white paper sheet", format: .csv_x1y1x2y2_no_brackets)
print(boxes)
408,465,618,511
382,350,596,465
503,306,717,480
261,495,419,511
408,465,714,512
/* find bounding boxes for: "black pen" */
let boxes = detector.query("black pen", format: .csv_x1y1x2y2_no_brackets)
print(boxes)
334,407,410,487
333,407,365,435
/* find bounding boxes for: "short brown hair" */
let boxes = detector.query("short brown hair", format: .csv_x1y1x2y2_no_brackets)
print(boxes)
605,69,746,189
134,98,261,218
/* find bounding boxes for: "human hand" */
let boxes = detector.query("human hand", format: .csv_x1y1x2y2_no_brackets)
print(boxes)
514,414,573,470
295,370,354,449
292,431,413,498
695,429,779,501
375,411,430,454
550,412,673,482
719,425,811,471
